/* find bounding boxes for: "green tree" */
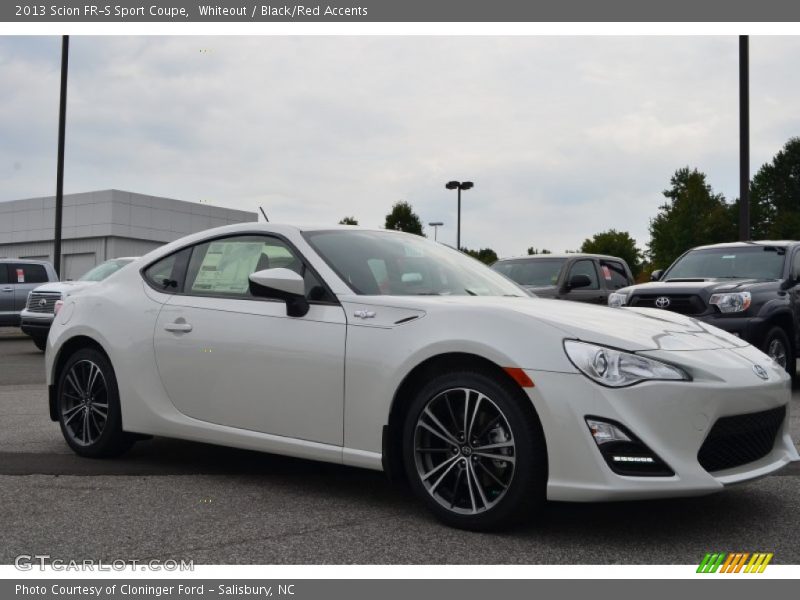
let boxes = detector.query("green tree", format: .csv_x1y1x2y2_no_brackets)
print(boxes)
648,167,736,269
338,216,359,225
743,137,800,239
580,229,643,276
462,247,498,265
527,247,551,255
385,201,424,235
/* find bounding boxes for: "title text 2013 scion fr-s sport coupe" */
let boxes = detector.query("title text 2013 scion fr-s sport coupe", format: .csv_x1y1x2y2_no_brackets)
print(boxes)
45,225,799,529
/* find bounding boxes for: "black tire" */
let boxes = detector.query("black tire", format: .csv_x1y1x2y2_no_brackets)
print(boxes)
32,336,46,352
56,347,135,458
402,368,547,531
761,327,794,376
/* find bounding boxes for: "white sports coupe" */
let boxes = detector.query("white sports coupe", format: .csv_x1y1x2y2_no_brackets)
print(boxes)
45,224,799,530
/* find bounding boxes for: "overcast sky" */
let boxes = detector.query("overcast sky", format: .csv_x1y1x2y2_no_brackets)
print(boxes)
1,36,799,256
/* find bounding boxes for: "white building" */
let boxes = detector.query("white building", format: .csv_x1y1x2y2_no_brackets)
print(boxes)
0,190,258,280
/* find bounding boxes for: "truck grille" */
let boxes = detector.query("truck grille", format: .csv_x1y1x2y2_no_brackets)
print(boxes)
697,406,786,473
25,292,61,314
629,294,706,315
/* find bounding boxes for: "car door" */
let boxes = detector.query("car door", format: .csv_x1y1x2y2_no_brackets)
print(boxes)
0,265,14,324
153,234,346,446
560,259,605,304
10,263,49,312
789,249,800,350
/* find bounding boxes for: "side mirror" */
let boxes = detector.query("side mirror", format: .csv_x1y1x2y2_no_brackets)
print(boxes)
249,268,309,317
650,269,664,282
780,275,797,291
565,274,592,291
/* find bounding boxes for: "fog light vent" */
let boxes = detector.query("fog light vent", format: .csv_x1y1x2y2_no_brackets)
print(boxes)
586,417,675,477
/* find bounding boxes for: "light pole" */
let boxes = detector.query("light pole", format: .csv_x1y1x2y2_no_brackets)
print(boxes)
54,35,69,277
445,180,473,250
739,35,750,241
428,221,444,241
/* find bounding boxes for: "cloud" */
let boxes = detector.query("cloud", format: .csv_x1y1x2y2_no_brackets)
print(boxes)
0,35,798,257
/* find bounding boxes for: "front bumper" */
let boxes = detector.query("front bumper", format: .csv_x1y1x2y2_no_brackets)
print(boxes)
526,344,798,502
19,310,54,338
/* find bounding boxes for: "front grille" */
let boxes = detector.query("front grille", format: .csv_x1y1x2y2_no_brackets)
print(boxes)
698,406,786,473
629,294,706,315
25,292,60,314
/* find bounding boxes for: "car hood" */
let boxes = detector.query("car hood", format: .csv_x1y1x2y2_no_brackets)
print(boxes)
31,281,96,295
622,278,776,296
351,295,749,352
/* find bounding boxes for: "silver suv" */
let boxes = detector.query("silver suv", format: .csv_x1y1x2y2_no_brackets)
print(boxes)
0,260,59,341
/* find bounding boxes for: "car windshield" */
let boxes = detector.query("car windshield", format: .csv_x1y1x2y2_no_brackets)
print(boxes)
79,259,134,282
491,258,566,287
304,230,526,297
664,246,786,280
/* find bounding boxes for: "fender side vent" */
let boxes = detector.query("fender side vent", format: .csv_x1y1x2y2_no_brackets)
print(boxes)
394,315,420,325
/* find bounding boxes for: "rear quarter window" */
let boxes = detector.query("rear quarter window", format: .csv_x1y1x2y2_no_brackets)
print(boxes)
11,263,48,284
600,260,631,290
142,248,191,293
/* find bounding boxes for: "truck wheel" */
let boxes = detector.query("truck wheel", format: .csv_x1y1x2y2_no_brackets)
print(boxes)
762,327,794,376
32,337,46,352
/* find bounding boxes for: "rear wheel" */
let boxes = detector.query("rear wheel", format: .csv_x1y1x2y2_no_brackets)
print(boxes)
402,369,547,531
762,327,794,376
56,347,135,457
32,336,46,352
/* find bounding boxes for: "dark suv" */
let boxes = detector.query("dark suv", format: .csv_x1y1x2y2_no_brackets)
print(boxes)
611,241,800,374
491,253,635,304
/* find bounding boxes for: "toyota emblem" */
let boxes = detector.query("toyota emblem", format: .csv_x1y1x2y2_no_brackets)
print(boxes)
38,298,47,307
753,364,769,380
654,296,671,309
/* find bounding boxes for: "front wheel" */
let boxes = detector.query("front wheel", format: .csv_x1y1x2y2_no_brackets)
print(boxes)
402,369,547,531
762,327,794,376
32,336,46,352
56,347,135,457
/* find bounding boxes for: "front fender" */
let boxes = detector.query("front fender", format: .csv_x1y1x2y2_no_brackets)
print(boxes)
341,304,575,458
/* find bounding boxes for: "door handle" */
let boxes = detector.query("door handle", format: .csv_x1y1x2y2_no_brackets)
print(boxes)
1,287,12,292
164,322,193,333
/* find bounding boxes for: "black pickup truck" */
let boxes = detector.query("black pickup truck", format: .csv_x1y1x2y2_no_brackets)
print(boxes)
610,241,800,374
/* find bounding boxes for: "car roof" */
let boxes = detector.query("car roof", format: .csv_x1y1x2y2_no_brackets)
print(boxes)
690,240,799,251
495,253,626,262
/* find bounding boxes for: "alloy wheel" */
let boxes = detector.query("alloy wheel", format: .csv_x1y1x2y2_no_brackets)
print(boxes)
61,359,109,446
768,338,788,369
413,387,516,515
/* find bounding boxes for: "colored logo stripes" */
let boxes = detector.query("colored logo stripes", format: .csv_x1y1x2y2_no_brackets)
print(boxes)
697,552,773,573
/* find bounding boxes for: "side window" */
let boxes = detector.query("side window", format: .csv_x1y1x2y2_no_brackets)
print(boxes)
568,259,600,290
143,248,190,293
793,251,800,280
0,264,8,285
600,260,630,290
184,235,333,302
10,263,48,284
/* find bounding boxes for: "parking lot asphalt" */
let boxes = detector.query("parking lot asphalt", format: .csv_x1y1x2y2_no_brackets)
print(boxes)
1,328,799,565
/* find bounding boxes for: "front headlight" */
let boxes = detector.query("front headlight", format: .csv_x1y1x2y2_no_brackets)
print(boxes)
709,291,751,313
608,292,628,308
564,340,690,387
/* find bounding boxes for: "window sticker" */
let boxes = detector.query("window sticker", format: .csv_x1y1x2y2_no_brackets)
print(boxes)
601,265,612,280
191,241,263,294
16,268,24,283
